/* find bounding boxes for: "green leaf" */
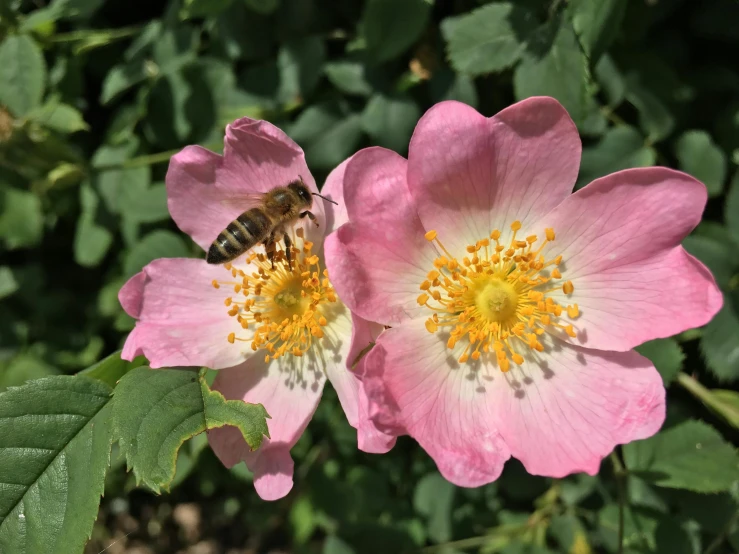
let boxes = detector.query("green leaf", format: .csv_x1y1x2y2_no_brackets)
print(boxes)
727,169,739,243
548,514,590,552
216,3,273,61
636,338,684,385
0,266,18,299
623,419,739,493
96,165,151,215
0,353,59,392
700,297,739,383
576,126,655,188
120,183,169,225
124,230,190,277
112,367,269,492
429,70,479,108
0,376,113,554
570,0,627,62
413,473,455,544
675,130,728,197
324,62,373,97
27,99,88,133
78,350,148,388
362,0,431,63
703,389,739,430
0,35,46,116
682,234,738,290
594,54,626,107
99,60,148,105
624,75,675,142
514,17,591,127
182,0,232,17
654,517,695,554
303,114,363,172
0,186,44,249
277,37,326,104
73,183,112,268
441,3,537,76
598,504,658,551
361,93,420,153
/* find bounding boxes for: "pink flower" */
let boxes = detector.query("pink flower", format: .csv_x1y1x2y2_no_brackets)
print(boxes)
325,97,722,487
118,118,386,500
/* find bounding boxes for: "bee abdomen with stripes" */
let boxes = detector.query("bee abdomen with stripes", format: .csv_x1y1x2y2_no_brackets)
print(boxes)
206,208,272,265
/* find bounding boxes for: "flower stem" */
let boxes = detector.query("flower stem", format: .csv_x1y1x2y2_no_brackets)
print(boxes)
677,372,739,428
610,451,627,554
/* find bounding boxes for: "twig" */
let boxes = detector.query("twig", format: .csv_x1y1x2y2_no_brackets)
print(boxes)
610,451,627,554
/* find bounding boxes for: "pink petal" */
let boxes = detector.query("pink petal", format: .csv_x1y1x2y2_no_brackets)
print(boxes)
207,353,326,501
119,258,247,369
321,155,351,233
166,118,323,252
490,340,665,477
407,97,581,256
536,167,723,351
363,321,511,486
324,147,436,325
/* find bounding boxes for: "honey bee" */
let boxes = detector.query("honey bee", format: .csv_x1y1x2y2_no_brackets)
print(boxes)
206,176,337,268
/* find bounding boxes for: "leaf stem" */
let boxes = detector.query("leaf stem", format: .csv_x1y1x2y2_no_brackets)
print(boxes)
610,451,627,554
676,372,739,427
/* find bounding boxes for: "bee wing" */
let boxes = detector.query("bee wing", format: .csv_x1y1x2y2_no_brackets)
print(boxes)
218,192,267,212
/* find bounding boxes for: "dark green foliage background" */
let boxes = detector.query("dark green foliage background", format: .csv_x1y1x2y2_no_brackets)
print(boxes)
1,0,739,552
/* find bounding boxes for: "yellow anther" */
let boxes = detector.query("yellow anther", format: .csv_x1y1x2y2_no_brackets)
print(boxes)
224,297,232,306
417,293,430,306
420,280,431,291
512,353,524,365
567,304,579,318
545,228,555,241
551,268,562,279
466,245,477,253
227,333,235,344
212,280,220,289
563,281,574,294
565,325,577,338
526,235,537,245
427,270,440,280
490,229,501,240
500,357,510,372
511,221,521,231
425,230,437,241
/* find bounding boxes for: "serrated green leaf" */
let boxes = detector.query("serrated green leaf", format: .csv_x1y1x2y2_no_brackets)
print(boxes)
413,473,455,544
514,17,591,127
362,0,431,63
570,0,627,63
0,35,46,116
27,99,88,133
636,338,684,385
0,353,59,392
594,54,626,107
361,93,420,153
96,164,151,215
112,367,269,492
700,297,739,382
0,186,44,249
675,130,728,197
123,230,190,276
576,126,655,188
78,350,147,388
0,376,113,554
441,3,537,76
623,419,739,492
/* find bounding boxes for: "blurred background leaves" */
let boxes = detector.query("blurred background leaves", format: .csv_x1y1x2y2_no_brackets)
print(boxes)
0,0,738,552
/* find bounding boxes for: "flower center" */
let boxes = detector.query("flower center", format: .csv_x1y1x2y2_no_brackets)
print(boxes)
418,222,579,372
212,228,337,362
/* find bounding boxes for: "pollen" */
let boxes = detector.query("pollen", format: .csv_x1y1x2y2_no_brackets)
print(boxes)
212,238,337,360
417,223,580,372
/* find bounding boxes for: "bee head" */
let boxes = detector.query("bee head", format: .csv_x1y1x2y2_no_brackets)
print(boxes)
288,178,313,208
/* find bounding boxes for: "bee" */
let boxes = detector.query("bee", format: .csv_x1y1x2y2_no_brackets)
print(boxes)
206,176,337,268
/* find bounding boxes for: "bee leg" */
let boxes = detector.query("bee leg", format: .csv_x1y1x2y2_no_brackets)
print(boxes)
299,211,318,227
264,234,278,270
283,232,293,271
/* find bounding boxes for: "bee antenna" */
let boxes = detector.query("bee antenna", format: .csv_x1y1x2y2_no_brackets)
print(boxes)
312,192,338,205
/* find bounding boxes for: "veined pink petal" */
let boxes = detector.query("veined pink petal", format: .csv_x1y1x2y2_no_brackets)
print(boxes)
119,258,247,369
207,353,325,501
322,155,351,234
536,167,722,351
490,340,665,477
407,97,581,256
166,118,323,252
325,147,436,325
363,321,511,487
